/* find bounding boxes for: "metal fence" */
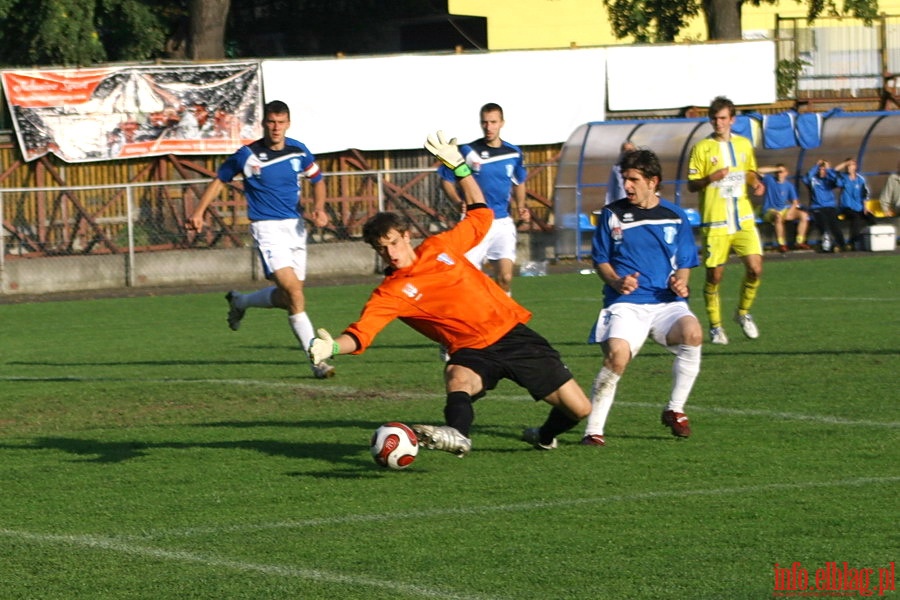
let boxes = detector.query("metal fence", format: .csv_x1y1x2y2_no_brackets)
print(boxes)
0,164,556,291
776,13,900,97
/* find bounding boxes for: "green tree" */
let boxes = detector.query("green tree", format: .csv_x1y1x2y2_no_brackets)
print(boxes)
605,0,881,42
0,0,183,67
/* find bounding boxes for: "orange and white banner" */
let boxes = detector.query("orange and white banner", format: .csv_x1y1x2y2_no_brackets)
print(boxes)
1,62,262,162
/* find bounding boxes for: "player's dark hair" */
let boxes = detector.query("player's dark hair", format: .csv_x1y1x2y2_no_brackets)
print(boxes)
618,148,662,183
480,102,503,119
264,100,290,119
363,212,411,247
708,95,735,119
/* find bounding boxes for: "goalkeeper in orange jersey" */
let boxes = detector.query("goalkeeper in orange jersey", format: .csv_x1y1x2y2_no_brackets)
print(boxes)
308,131,591,457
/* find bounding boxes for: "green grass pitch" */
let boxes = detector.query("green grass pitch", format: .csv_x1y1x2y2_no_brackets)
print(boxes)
0,253,897,599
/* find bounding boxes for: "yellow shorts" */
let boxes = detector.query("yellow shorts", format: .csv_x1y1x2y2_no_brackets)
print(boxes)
702,226,762,268
763,208,788,223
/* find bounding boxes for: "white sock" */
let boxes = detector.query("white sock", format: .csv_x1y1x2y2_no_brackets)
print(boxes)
288,311,316,356
584,367,620,436
668,344,701,413
239,286,276,309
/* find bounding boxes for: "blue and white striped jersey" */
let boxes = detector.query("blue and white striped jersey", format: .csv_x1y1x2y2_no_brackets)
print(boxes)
592,198,699,306
439,138,526,219
217,137,323,221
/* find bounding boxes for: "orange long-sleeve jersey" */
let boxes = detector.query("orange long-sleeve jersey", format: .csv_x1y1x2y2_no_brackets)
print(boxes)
344,205,531,354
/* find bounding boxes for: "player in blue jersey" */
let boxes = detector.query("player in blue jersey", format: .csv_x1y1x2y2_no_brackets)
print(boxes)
438,103,530,295
758,164,810,252
835,157,875,251
581,148,703,445
802,160,846,252
187,100,335,379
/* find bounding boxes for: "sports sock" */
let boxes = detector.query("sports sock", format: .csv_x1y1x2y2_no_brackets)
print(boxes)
796,233,807,244
703,281,722,328
241,286,276,309
288,311,316,355
668,344,701,413
539,407,580,445
776,234,786,245
583,367,620,436
737,276,761,314
444,391,474,437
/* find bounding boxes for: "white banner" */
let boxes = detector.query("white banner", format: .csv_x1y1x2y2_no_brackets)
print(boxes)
606,41,777,111
262,48,608,153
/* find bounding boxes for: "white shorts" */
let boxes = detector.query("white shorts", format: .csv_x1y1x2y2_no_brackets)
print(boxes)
588,302,696,356
251,218,308,281
465,216,517,268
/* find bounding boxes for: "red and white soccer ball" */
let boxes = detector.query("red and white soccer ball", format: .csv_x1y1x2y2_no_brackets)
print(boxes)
370,422,419,470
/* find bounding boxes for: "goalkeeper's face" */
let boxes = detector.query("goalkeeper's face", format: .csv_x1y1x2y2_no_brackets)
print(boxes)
372,228,416,270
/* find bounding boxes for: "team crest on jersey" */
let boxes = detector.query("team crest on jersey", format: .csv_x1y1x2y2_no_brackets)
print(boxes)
612,226,623,242
436,252,455,266
402,283,421,299
710,156,718,166
664,226,677,244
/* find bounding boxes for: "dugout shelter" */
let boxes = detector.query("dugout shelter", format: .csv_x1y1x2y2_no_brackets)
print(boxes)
554,110,900,259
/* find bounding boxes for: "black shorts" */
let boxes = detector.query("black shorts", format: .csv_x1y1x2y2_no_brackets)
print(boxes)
447,323,574,400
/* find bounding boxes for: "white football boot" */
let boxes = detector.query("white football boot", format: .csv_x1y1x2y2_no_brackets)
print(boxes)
412,424,471,457
733,312,760,339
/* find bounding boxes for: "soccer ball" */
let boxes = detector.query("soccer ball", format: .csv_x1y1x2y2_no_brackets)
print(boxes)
370,422,419,470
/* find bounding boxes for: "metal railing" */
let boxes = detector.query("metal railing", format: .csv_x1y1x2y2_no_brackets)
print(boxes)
0,164,556,288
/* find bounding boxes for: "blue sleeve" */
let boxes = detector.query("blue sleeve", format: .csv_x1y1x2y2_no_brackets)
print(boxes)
802,166,815,185
514,158,526,186
437,164,454,182
216,147,248,183
591,210,613,266
836,173,848,189
676,213,700,269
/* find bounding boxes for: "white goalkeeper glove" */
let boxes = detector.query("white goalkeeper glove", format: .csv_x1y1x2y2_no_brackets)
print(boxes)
424,130,471,178
308,328,339,364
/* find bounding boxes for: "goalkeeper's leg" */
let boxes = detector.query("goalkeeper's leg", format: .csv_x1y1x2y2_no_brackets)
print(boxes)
443,391,474,436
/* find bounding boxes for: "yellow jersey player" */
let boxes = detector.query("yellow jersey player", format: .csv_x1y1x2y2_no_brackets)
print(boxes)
687,96,765,345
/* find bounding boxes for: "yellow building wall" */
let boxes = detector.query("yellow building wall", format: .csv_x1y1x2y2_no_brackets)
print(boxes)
448,0,900,48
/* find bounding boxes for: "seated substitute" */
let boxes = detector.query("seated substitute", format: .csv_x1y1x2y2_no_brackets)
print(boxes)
582,148,703,446
758,164,810,252
308,131,591,457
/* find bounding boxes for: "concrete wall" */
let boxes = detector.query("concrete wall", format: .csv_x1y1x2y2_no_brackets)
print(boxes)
0,232,554,296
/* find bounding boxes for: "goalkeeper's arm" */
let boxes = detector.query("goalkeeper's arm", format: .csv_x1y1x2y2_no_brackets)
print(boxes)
423,130,486,208
457,169,487,208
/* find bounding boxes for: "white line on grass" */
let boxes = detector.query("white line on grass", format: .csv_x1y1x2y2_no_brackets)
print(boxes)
2,476,896,599
3,376,897,428
138,475,900,540
0,528,499,600
616,401,900,428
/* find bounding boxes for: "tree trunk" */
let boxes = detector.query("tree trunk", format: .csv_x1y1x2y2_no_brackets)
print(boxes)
189,0,231,60
702,0,743,41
